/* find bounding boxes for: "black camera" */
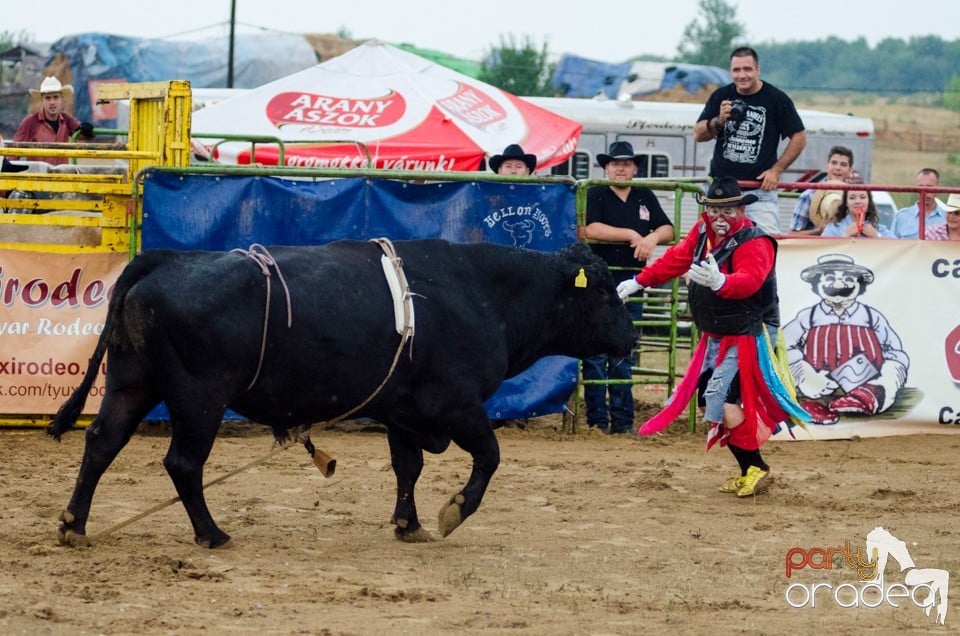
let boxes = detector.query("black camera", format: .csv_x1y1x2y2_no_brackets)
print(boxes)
729,99,748,123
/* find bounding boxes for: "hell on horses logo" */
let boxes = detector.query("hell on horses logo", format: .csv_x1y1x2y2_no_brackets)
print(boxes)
265,91,407,129
784,526,949,625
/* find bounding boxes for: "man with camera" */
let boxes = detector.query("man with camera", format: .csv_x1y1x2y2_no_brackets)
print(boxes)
695,47,807,235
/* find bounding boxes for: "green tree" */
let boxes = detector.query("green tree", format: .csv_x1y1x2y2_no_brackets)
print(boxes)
0,29,31,51
675,0,745,67
478,34,555,97
945,76,960,125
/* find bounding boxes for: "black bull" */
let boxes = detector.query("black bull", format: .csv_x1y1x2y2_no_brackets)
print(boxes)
48,238,636,548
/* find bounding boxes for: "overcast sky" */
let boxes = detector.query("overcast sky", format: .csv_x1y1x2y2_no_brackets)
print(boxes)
17,0,958,63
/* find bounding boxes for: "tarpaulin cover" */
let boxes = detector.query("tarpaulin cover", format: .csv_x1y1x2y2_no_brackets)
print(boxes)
47,32,318,125
552,55,729,99
142,173,579,421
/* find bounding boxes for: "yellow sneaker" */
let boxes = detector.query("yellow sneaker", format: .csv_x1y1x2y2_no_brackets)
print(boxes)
719,475,744,493
736,466,772,497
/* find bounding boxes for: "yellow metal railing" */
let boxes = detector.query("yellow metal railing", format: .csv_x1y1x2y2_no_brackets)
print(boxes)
0,80,191,256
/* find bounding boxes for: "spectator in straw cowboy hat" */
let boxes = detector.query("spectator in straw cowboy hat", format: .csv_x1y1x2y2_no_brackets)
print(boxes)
581,140,674,435
13,76,94,165
618,176,811,496
820,178,893,238
489,144,537,175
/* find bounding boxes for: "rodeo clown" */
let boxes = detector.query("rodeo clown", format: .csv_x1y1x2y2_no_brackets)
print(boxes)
617,177,810,497
782,254,909,425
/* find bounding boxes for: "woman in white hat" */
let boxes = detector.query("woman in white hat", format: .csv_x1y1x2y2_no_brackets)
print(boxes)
13,76,94,165
925,194,960,241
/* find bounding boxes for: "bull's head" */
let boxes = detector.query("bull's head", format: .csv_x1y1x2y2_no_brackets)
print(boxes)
558,243,637,359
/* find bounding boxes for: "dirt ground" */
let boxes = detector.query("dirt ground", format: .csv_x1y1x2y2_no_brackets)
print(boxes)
1,417,958,635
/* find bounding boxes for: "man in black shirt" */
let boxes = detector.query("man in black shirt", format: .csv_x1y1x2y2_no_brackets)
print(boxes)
582,141,674,434
695,47,806,235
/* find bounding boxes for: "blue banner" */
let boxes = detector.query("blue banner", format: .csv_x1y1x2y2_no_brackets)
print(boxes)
142,173,579,421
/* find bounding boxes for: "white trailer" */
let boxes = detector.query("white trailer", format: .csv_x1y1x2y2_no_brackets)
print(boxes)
525,96,874,184
526,96,875,233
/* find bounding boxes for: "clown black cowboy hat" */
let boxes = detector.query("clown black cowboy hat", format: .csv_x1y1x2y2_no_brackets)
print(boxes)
596,140,642,168
488,144,537,173
695,176,759,207
800,253,875,284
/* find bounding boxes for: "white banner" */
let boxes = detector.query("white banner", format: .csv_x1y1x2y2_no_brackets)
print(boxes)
773,238,960,439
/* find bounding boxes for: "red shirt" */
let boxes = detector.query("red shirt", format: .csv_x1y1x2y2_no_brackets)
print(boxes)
636,218,775,301
13,110,82,165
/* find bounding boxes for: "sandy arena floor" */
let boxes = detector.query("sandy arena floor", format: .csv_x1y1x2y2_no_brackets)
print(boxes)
0,418,957,635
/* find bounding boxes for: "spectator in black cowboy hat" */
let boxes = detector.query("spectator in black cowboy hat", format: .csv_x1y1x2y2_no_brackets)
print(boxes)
489,144,537,175
487,143,539,432
581,140,674,435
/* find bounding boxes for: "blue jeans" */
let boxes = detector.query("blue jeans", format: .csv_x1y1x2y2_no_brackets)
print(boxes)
582,301,642,433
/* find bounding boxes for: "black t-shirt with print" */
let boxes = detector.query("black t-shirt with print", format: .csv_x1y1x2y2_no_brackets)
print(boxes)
699,81,805,181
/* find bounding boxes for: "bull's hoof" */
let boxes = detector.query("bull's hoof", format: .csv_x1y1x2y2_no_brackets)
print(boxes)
57,510,91,548
194,531,232,549
438,493,465,537
394,526,435,543
57,528,91,548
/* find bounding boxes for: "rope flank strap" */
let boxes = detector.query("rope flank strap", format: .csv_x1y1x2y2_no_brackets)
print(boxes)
232,244,293,391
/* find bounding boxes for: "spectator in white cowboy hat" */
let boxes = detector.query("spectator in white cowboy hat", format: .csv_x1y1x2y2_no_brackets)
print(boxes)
581,140,674,435
13,76,95,165
488,144,537,175
925,193,960,241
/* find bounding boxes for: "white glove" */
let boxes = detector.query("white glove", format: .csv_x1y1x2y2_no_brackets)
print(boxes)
687,253,726,291
616,278,642,302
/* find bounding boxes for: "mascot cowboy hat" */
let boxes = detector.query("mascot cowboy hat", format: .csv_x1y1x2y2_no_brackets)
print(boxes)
800,253,875,284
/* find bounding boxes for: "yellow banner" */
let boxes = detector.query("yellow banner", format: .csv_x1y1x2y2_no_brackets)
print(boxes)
1,249,127,414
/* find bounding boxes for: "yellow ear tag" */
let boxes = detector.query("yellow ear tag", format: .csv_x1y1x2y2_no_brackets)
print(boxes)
574,268,588,288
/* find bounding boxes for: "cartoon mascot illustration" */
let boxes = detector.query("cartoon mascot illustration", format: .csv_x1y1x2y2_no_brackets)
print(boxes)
782,254,909,425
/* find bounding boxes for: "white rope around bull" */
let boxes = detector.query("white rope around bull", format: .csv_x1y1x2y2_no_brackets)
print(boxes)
324,238,416,422
231,244,293,391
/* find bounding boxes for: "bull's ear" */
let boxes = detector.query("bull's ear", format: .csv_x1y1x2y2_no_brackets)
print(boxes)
574,268,587,288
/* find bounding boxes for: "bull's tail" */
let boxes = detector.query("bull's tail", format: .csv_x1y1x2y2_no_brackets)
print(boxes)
46,252,160,440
